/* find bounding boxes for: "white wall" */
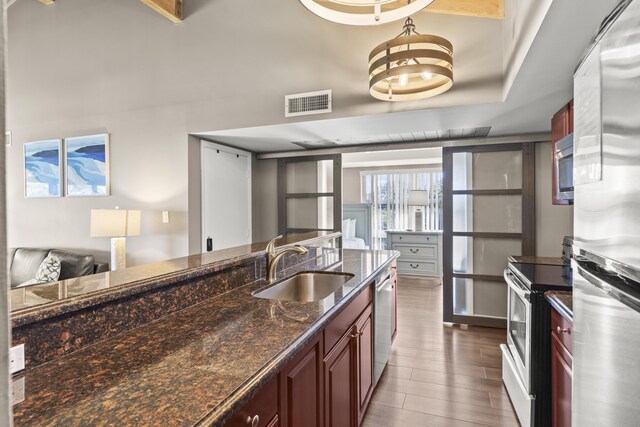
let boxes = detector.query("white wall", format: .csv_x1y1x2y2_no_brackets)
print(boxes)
343,168,362,204
5,0,503,265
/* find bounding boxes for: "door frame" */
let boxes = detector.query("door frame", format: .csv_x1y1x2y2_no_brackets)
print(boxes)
442,142,535,327
200,140,252,252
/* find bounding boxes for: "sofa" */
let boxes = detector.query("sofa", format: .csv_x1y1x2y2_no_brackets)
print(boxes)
9,248,109,288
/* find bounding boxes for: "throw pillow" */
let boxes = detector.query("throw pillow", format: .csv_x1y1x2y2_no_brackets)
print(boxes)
348,218,357,239
35,255,61,284
342,219,351,237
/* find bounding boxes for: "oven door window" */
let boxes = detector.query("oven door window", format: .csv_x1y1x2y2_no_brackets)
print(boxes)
509,288,528,362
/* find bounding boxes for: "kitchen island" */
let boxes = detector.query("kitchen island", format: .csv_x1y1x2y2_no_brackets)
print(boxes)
12,240,398,426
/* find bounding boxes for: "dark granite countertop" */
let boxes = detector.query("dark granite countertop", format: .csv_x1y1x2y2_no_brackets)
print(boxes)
508,256,565,266
10,231,340,327
545,290,573,322
12,248,398,427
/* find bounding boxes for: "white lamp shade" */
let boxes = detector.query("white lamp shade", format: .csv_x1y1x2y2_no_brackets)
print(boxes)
90,209,141,237
407,190,428,207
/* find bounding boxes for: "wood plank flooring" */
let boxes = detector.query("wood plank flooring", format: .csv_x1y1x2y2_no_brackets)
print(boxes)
363,275,519,427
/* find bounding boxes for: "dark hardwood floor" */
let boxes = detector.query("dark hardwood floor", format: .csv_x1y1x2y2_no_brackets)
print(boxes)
363,275,519,427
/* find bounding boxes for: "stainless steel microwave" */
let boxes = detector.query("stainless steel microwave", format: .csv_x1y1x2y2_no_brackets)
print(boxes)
554,134,574,203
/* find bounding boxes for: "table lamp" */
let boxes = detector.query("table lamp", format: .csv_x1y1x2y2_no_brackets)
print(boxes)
408,190,428,232
90,209,141,270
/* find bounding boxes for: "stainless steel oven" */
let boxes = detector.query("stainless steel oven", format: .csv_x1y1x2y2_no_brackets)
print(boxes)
554,134,574,203
501,268,534,426
504,268,532,390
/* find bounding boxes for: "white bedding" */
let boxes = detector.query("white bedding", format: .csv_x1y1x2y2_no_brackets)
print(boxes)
343,237,368,250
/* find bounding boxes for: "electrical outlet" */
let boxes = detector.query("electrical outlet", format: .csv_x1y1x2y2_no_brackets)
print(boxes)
11,377,25,405
162,211,170,224
9,344,25,374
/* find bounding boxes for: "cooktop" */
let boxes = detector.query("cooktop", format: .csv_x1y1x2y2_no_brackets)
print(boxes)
508,262,572,292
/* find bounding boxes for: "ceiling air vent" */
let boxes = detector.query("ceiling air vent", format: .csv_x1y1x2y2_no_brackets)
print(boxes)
285,90,332,118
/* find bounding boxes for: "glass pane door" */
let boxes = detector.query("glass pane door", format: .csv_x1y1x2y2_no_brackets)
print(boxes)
278,155,342,236
443,143,535,327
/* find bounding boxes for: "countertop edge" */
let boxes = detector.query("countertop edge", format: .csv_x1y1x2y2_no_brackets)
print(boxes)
195,253,400,427
545,291,573,322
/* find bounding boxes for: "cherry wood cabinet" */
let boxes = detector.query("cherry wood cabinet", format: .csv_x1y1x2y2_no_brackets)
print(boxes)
355,305,374,425
279,335,323,427
550,308,573,427
323,327,356,427
551,100,573,205
225,377,278,427
228,278,382,427
323,303,374,427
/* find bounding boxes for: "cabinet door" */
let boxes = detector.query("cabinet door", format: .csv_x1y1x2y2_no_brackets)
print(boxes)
355,305,374,424
279,335,323,427
324,329,356,427
391,274,397,342
551,334,572,427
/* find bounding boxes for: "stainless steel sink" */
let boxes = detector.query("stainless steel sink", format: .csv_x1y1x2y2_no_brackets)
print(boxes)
252,271,354,302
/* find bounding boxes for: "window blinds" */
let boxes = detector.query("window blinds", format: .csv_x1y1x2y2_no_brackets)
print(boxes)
361,169,443,249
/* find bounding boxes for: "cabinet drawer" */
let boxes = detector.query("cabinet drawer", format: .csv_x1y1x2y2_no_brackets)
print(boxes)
551,308,573,354
225,377,277,427
324,283,372,356
395,244,437,259
397,260,438,275
390,233,438,244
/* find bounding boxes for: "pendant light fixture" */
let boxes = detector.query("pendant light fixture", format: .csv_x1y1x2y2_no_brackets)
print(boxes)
298,0,435,26
368,16,453,101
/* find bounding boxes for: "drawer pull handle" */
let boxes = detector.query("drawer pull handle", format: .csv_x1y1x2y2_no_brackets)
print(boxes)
556,326,570,334
246,415,259,427
410,249,419,253
410,264,419,268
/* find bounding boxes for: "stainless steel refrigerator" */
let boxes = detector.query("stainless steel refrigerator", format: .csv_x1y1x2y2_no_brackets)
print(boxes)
573,0,640,425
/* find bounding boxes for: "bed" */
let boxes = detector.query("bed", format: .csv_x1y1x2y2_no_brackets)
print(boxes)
343,203,373,250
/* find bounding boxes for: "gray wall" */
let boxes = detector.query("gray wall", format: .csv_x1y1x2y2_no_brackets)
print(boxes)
251,158,278,243
6,0,502,265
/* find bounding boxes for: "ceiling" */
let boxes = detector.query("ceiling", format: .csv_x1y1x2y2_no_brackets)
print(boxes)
342,146,443,168
195,0,618,154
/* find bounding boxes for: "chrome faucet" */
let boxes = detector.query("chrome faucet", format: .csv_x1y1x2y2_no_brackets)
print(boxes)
266,235,309,284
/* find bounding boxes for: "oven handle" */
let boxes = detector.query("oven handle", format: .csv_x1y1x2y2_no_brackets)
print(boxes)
504,269,531,301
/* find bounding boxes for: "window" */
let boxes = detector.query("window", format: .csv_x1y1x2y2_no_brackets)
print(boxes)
361,169,443,249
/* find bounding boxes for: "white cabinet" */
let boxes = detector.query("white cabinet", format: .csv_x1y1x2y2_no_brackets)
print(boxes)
387,231,442,277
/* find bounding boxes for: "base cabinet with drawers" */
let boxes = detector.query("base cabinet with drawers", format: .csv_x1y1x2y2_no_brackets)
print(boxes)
550,307,573,427
387,231,442,277
226,270,394,427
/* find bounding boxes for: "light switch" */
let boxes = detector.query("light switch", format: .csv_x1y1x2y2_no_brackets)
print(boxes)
162,211,170,223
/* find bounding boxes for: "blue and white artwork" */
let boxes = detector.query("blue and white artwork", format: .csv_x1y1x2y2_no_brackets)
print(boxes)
24,139,62,198
65,134,109,196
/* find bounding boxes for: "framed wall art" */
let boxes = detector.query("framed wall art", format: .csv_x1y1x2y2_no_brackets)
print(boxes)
64,133,110,197
24,139,62,198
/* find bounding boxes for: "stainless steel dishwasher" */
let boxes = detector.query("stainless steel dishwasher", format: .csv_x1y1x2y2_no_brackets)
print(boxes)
374,266,393,385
